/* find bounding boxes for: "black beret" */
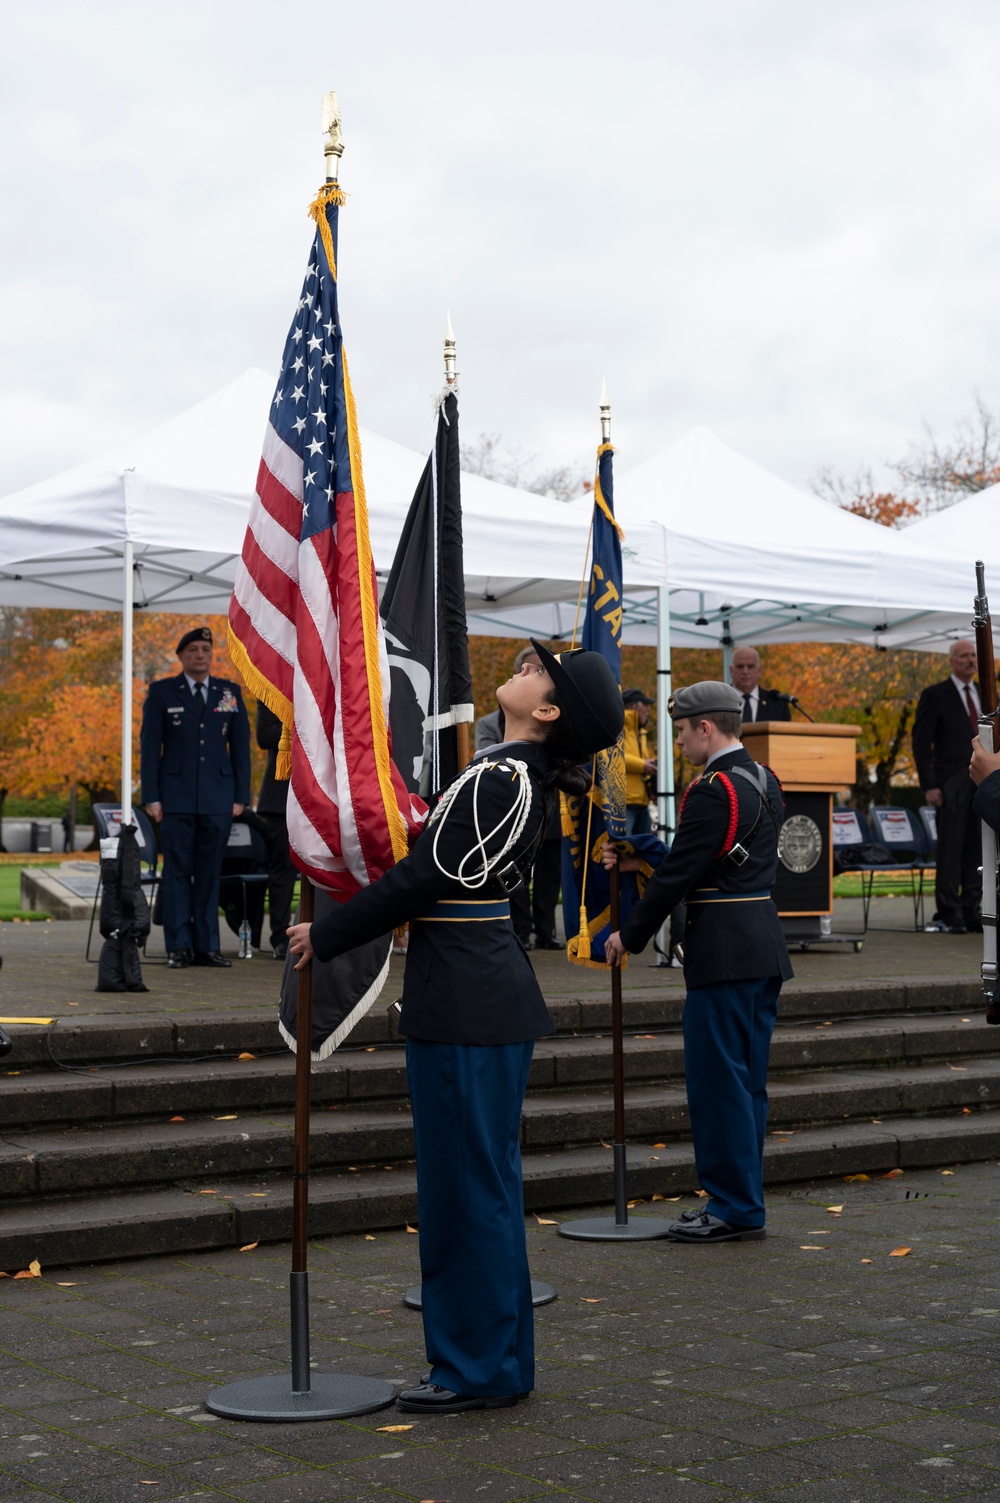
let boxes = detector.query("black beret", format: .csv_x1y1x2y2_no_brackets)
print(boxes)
622,688,654,707
176,626,213,654
530,639,624,755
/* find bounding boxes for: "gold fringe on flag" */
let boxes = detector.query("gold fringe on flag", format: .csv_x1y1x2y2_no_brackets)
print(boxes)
308,183,348,283
226,628,294,779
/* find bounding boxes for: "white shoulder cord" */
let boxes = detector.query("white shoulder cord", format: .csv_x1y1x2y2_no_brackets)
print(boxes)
429,758,535,889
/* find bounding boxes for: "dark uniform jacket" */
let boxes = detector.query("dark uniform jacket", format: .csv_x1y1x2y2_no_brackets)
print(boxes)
620,745,793,989
973,769,1000,835
140,674,251,815
913,678,979,791
309,740,555,1046
742,687,791,723
255,703,288,816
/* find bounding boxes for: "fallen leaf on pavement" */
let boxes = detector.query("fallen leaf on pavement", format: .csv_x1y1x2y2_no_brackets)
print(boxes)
826,1205,844,1214
198,1190,219,1195
580,1297,605,1303
627,1199,644,1208
364,1234,376,1241
634,1034,656,1039
213,1114,238,1120
377,1424,414,1432
880,1169,904,1179
56,1282,78,1287
961,1108,973,1115
651,1193,666,1201
14,1260,42,1279
843,1174,870,1182
940,1170,954,1176
889,1247,911,1257
169,1116,185,1123
860,1258,873,1264
662,1195,682,1201
800,1246,828,1251
652,1143,666,1149
239,1241,259,1253
961,1017,971,1022
405,1223,418,1234
947,1064,967,1071
694,1189,709,1198
533,1216,558,1225
249,1192,267,1197
237,1052,256,1061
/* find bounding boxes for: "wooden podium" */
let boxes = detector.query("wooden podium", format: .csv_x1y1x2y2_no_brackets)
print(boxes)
740,721,860,937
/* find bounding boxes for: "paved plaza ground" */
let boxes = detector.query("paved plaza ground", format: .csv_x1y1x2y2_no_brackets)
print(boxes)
3,1162,1000,1502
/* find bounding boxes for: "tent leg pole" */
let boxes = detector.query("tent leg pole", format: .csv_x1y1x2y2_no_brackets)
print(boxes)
654,584,675,967
121,540,134,827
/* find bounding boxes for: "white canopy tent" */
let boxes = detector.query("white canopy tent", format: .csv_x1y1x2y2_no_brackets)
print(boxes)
0,369,668,820
474,426,975,653
893,489,1000,648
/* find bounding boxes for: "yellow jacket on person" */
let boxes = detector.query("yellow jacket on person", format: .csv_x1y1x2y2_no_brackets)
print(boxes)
623,707,650,806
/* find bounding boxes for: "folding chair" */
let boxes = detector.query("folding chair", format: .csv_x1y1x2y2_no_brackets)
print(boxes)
219,819,271,958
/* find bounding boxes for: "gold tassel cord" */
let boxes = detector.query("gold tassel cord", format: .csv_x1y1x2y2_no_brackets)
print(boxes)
593,442,624,540
569,511,595,651
566,757,598,963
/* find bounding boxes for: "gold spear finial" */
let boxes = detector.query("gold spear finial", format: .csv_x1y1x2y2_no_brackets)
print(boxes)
322,90,344,182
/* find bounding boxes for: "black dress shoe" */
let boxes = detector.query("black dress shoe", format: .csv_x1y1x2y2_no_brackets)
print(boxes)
396,1383,519,1414
272,941,289,960
419,1372,529,1397
192,951,232,968
167,949,193,969
533,936,562,951
665,1210,765,1243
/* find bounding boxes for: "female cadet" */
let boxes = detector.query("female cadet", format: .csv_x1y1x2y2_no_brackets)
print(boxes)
288,640,623,1415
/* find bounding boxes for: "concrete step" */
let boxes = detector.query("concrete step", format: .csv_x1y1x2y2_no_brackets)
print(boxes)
3,1110,999,1270
4,1055,1000,1200
1,975,987,1068
2,1011,996,1131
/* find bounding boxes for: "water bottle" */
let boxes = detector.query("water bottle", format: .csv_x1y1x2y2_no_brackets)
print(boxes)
239,918,253,959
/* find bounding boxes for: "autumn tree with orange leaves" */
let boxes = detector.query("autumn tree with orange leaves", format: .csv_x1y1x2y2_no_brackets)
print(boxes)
0,610,264,844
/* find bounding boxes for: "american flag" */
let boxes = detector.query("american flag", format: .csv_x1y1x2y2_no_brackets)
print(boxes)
229,185,424,897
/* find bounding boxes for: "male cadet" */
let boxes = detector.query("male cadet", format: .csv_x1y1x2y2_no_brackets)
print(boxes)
140,626,251,968
605,681,792,1241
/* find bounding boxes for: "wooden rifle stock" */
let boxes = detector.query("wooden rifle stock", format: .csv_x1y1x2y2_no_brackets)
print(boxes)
973,561,1000,1023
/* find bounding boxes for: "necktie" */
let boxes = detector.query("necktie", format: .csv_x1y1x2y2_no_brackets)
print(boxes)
965,684,978,734
742,694,753,723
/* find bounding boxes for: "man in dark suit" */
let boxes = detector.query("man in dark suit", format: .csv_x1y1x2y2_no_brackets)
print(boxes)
140,626,251,968
913,639,982,933
605,680,792,1242
255,702,296,959
730,646,791,723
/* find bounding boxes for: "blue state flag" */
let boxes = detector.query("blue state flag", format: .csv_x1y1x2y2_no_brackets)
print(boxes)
562,445,661,966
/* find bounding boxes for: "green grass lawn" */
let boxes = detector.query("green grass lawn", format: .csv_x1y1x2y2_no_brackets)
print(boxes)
832,869,932,899
0,863,56,921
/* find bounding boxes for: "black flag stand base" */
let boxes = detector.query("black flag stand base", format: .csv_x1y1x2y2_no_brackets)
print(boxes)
559,871,674,1245
558,1145,672,1241
205,883,396,1424
403,1280,557,1311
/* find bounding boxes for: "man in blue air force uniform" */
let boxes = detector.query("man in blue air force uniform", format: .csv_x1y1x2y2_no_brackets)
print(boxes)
288,641,623,1414
606,681,793,1242
140,626,251,968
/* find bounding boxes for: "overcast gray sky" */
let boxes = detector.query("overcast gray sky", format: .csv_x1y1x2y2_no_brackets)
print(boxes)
3,0,998,497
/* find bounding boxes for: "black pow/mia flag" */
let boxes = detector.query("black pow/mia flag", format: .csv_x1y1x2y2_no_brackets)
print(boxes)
381,388,473,799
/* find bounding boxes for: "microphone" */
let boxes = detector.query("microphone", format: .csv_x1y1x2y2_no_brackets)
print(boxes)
777,693,815,723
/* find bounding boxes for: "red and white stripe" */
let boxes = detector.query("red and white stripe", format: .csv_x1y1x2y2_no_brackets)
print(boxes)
231,421,423,896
